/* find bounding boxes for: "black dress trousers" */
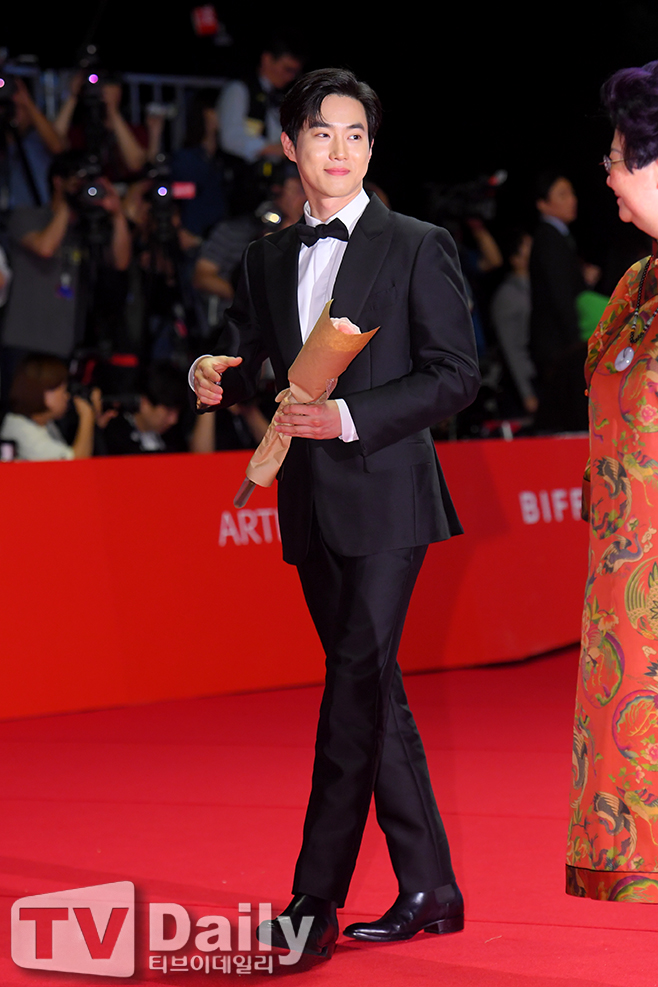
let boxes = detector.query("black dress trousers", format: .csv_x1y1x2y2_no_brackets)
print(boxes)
292,516,455,907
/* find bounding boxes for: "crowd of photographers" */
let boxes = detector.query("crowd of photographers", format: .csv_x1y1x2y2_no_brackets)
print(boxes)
0,45,304,462
0,43,644,462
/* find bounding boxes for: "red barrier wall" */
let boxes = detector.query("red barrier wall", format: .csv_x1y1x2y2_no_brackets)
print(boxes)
0,435,588,720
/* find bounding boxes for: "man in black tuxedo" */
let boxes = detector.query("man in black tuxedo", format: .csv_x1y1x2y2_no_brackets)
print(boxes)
192,69,480,960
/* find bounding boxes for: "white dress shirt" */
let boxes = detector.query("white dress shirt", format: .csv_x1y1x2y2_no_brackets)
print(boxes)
296,188,369,441
189,187,370,442
541,215,570,237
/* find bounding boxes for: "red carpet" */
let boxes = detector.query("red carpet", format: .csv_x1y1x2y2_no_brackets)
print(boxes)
1,646,656,986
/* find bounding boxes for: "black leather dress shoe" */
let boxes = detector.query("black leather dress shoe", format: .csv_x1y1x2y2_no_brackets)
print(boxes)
343,888,464,942
256,894,338,959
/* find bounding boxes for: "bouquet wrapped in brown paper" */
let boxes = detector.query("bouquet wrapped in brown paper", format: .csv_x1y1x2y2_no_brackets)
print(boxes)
234,300,379,507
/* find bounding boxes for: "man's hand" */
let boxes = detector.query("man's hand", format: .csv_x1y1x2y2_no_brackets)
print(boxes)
102,83,123,118
72,393,96,424
194,355,243,408
274,400,342,440
98,177,123,217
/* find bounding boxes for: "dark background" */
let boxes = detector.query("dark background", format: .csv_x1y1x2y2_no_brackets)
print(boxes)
7,2,658,271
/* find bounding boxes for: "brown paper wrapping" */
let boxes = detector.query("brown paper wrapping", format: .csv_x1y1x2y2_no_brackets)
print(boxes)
233,301,378,505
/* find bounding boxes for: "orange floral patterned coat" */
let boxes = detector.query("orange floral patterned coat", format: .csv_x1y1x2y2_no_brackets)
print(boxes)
568,247,658,902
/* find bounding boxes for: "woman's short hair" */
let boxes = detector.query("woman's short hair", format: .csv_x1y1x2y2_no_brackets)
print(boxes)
9,354,68,417
280,68,382,146
602,60,658,170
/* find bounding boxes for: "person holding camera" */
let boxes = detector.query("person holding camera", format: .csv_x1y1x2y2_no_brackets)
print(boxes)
0,352,103,460
1,76,65,209
54,74,147,180
193,167,305,332
98,361,188,456
0,151,131,393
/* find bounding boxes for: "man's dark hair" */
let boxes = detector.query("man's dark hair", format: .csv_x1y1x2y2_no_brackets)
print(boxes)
280,68,382,145
9,353,68,417
48,151,86,193
263,37,305,63
602,60,658,171
139,361,187,410
534,170,567,204
501,227,531,263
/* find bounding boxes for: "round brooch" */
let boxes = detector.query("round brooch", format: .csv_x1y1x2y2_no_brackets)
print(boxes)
614,346,635,372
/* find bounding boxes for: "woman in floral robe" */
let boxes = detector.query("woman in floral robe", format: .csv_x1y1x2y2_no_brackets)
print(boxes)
567,61,658,902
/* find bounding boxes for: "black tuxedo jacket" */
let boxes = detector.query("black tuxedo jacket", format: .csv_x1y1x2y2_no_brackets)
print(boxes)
529,219,586,370
218,194,480,565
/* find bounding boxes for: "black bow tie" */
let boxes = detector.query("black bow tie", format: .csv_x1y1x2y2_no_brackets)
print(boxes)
296,217,349,247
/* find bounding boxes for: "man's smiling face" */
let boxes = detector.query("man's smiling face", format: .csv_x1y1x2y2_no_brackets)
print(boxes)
281,94,372,218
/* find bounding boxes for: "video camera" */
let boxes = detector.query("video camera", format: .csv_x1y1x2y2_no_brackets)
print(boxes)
426,170,508,224
0,73,17,107
73,44,120,158
143,153,196,245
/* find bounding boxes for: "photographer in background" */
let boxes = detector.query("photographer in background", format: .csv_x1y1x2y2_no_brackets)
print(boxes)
218,40,303,214
55,72,147,180
0,76,65,209
0,352,102,460
98,360,188,455
193,166,305,335
490,230,537,416
169,88,227,240
122,163,202,362
0,151,131,394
